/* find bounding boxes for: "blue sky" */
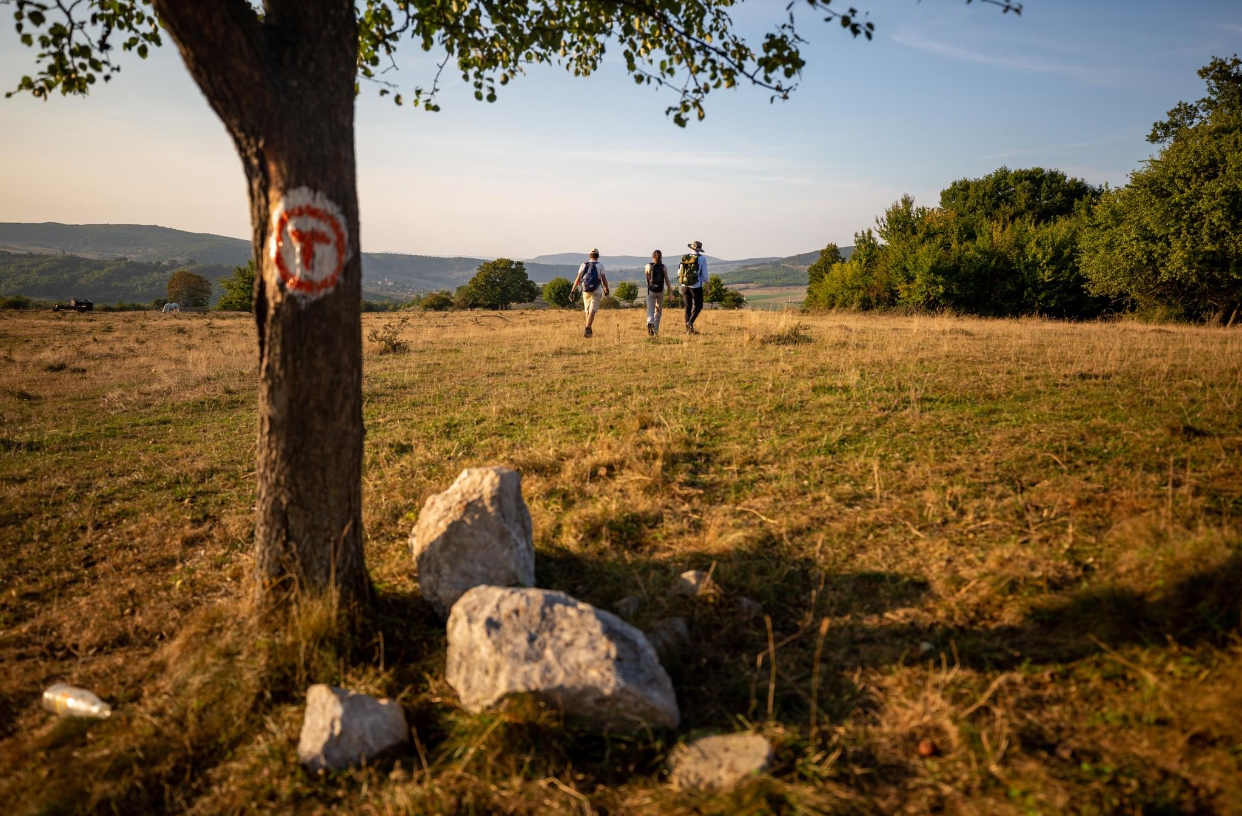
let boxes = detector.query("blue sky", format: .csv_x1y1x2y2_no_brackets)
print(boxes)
1,0,1239,259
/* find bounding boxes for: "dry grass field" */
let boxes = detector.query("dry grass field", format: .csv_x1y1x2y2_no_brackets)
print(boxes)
1,308,1240,815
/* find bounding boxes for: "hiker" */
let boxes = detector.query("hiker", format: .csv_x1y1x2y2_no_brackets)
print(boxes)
644,250,669,336
679,240,707,333
569,248,609,338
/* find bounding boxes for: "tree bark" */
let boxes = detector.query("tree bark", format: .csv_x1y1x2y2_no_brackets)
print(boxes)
154,0,370,609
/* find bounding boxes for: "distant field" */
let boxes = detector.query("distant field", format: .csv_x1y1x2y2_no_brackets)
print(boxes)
737,284,807,309
1,310,1240,814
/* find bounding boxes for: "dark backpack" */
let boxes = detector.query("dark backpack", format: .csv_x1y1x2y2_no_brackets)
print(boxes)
678,253,700,286
582,261,601,292
648,262,666,293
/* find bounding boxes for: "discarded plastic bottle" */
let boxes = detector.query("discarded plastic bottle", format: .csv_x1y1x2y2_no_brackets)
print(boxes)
42,683,112,719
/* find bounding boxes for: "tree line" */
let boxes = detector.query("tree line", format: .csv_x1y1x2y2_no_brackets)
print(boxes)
806,56,1241,325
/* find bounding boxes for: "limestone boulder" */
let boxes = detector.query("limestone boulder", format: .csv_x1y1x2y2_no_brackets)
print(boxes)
410,466,534,617
297,685,408,771
447,586,679,731
669,733,774,791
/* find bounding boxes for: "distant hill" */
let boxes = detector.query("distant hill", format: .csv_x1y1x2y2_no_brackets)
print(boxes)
721,246,854,287
0,252,234,304
0,222,839,300
0,223,581,300
0,222,251,265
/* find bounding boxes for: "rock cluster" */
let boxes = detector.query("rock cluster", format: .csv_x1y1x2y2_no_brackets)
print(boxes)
447,585,679,730
297,684,408,771
409,466,535,618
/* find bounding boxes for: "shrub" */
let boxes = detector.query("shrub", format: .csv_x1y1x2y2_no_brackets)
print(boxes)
0,295,33,310
614,280,639,306
418,291,455,311
541,277,573,308
367,316,411,354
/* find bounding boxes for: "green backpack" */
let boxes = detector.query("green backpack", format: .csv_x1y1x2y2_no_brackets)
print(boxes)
678,253,699,286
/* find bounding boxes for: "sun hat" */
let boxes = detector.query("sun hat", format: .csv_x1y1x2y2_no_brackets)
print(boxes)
687,240,703,251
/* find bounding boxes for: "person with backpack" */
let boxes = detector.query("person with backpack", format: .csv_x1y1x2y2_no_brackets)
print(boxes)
679,239,708,334
570,248,609,338
644,249,669,336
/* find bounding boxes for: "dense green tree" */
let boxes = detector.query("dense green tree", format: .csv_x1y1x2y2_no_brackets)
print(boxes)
6,0,1020,607
167,269,212,307
806,243,844,288
614,281,639,306
541,276,573,308
939,166,1099,227
719,288,747,309
805,229,897,311
1080,56,1242,323
705,274,727,303
463,258,537,310
215,261,256,311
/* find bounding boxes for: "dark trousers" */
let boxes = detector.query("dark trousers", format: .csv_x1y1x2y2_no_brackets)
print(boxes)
682,285,703,326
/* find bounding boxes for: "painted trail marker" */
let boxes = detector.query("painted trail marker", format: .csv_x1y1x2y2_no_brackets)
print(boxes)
268,188,350,298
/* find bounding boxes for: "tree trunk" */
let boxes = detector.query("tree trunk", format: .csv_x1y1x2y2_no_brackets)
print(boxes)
154,0,371,609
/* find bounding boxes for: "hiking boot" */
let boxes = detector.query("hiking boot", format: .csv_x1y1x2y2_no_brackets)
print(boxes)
584,326,592,338
647,322,654,336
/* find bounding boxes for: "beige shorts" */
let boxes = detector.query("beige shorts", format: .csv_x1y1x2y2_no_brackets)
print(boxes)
582,289,602,315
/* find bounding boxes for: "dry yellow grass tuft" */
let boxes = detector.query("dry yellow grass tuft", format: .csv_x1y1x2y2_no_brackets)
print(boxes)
1,307,1240,814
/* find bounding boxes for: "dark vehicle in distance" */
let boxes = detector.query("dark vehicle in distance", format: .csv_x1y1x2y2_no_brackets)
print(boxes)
52,299,94,313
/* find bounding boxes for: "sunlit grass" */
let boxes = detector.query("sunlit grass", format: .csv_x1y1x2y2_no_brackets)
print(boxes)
1,308,1240,814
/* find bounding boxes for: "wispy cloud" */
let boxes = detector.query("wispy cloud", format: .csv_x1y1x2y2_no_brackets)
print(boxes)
980,129,1144,161
1219,22,1242,35
890,30,1123,85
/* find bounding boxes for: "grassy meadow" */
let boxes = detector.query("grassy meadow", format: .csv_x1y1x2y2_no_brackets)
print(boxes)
1,308,1240,815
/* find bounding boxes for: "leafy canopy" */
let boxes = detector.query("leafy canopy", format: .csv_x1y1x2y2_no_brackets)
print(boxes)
614,280,639,305
215,261,256,312
8,0,1020,125
464,258,538,309
167,269,212,308
541,276,573,308
1080,55,1242,321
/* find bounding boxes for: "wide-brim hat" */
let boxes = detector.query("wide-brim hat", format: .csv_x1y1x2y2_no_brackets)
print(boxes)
687,240,703,251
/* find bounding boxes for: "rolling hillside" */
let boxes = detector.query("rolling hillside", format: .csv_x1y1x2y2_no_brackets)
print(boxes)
0,223,581,300
0,223,843,301
721,246,854,287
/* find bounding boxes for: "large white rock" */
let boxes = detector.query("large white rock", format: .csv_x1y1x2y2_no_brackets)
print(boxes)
669,733,774,791
410,466,534,618
297,685,408,771
447,586,680,731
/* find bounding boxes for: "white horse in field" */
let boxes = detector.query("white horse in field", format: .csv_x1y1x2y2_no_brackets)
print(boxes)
162,302,180,314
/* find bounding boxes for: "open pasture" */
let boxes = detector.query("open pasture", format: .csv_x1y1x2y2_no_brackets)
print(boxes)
1,309,1240,814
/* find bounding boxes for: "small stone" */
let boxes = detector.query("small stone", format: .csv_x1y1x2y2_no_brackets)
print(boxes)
646,616,690,660
917,738,939,758
614,595,642,619
669,733,773,791
297,685,408,771
447,586,679,731
918,641,935,655
735,597,762,619
409,466,534,618
670,569,715,597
